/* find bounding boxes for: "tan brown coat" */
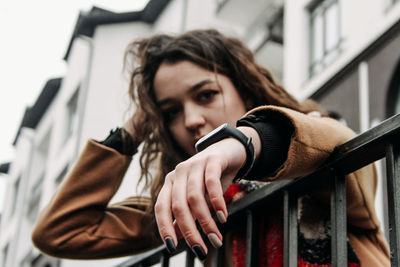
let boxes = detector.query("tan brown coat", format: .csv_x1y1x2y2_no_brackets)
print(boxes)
32,106,390,266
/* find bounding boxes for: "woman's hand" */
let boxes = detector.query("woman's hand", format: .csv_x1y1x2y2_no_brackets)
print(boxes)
154,126,261,259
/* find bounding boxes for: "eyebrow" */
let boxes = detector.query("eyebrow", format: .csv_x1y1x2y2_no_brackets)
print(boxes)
157,79,215,106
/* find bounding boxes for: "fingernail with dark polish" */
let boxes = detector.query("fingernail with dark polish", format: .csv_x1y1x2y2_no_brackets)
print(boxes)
164,237,176,254
192,245,207,260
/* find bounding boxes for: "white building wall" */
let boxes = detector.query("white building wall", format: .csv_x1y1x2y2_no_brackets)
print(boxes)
284,0,400,100
78,22,153,206
284,0,400,243
0,128,35,267
153,0,186,33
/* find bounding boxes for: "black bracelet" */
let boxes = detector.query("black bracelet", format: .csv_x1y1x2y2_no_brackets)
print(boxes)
195,123,256,183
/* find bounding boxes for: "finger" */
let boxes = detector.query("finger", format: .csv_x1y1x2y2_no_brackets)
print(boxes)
172,163,208,260
173,220,183,239
187,164,223,249
154,173,177,253
204,158,228,224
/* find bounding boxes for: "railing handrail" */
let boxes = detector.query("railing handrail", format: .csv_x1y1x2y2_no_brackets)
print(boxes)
229,113,400,217
116,113,400,267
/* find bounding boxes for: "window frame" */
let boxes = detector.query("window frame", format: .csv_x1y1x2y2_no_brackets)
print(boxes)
64,86,80,144
308,0,342,77
9,176,21,219
26,174,44,222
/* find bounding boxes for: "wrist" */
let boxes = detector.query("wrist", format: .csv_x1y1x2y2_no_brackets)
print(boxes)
195,123,256,182
236,126,261,161
220,137,247,171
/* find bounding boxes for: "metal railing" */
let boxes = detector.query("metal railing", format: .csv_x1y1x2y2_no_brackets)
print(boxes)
116,114,400,267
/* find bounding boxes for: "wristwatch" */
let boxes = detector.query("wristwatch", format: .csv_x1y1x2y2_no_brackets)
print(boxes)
195,123,255,182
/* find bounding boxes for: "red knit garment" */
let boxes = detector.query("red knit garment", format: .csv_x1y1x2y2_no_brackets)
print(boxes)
224,184,362,267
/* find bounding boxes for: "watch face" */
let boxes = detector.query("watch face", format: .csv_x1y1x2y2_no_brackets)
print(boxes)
195,123,228,152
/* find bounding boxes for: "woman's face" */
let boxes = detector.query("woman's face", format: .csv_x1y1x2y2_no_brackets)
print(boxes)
154,60,247,156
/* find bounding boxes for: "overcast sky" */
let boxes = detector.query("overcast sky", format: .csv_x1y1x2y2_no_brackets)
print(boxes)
0,0,149,164
0,0,149,209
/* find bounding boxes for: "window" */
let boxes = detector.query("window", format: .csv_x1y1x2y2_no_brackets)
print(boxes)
27,175,44,222
309,0,341,76
20,251,33,267
65,87,80,143
215,0,229,13
395,86,400,114
55,165,69,187
386,59,400,117
2,243,9,267
9,176,21,218
251,8,284,83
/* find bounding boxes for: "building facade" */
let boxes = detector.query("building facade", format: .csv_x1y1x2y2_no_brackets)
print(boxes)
284,0,400,239
0,0,399,266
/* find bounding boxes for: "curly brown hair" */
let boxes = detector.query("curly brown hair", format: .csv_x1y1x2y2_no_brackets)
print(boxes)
124,29,326,213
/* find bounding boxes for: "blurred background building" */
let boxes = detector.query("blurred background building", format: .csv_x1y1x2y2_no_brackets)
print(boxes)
0,0,399,266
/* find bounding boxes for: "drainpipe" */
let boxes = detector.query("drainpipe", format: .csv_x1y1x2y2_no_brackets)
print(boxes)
73,36,94,161
181,0,188,32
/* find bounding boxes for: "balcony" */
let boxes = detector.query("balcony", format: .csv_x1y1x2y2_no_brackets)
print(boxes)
216,0,284,83
116,114,400,267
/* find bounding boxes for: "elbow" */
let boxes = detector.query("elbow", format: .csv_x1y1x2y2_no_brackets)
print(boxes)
31,222,63,258
32,223,52,255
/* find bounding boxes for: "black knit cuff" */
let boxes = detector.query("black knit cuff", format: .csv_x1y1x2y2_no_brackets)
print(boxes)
99,127,138,156
236,111,294,180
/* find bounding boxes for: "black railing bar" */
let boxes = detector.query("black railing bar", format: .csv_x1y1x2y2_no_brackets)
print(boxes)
228,115,400,218
115,245,164,267
330,174,347,267
245,209,259,267
283,190,298,267
185,249,195,267
319,114,400,175
210,239,225,266
333,114,400,157
327,114,400,175
117,115,400,266
115,243,187,267
386,143,400,267
160,252,170,267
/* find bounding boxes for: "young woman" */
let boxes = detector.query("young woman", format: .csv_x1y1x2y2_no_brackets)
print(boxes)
32,29,389,266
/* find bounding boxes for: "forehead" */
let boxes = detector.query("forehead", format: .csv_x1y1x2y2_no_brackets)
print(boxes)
153,61,216,101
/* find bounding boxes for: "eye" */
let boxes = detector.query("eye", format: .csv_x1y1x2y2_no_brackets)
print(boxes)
162,106,182,122
196,90,218,103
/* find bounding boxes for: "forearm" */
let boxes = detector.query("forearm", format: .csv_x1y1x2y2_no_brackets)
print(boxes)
31,140,160,259
238,106,355,181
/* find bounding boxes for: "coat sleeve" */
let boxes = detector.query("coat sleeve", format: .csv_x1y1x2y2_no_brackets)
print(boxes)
245,106,381,231
31,140,162,259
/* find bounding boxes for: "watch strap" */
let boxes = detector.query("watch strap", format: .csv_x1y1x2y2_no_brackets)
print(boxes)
195,124,255,182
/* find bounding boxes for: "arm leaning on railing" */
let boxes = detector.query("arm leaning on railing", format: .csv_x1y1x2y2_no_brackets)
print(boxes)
31,140,162,259
116,113,399,267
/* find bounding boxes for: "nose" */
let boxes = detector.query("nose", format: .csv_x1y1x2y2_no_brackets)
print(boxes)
183,104,205,131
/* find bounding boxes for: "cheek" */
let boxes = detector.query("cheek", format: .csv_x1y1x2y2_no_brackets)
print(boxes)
226,97,247,122
168,122,182,141
169,122,192,150
169,125,196,156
